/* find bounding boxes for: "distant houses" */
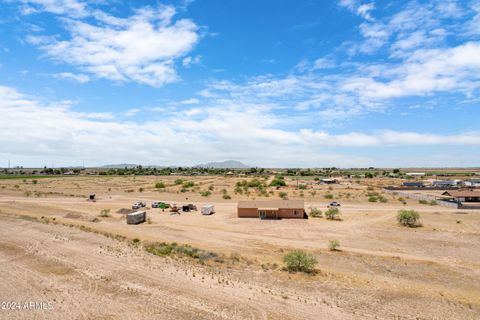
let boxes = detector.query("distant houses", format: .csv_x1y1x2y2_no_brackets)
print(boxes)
402,181,424,188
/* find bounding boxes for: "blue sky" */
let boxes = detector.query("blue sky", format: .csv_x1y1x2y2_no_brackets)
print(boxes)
0,0,479,168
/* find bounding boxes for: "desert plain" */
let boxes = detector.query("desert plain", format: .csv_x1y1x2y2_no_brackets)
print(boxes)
0,174,479,319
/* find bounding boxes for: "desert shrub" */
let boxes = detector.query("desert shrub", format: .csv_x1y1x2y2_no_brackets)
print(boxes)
180,188,188,193
324,193,334,199
174,179,184,185
282,250,317,273
222,194,232,199
368,196,378,202
270,176,286,187
138,187,144,192
200,190,212,197
155,182,165,189
279,191,288,199
221,189,227,194
419,199,428,205
397,209,421,227
429,200,437,206
99,209,111,217
398,197,407,205
298,184,307,190
309,207,323,218
144,242,218,261
147,217,152,224
14,185,19,189
32,179,38,185
329,240,340,251
378,195,388,203
325,207,340,220
208,185,214,191
182,181,195,188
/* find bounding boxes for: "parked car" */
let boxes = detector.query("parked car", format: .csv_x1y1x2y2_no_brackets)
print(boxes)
329,202,341,207
132,201,146,210
152,201,169,209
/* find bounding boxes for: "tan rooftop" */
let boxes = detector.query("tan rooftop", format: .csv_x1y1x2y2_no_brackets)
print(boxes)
442,190,480,197
237,200,304,209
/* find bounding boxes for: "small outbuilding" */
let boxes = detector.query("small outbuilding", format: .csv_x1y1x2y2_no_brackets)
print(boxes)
237,200,305,219
402,182,424,188
126,211,146,225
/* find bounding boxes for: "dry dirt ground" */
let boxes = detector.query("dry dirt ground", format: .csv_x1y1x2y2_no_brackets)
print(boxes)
0,175,479,319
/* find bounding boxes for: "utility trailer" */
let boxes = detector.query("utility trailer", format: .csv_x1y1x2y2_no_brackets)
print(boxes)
126,211,146,225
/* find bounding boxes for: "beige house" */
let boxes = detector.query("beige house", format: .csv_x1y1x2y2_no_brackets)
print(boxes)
237,200,305,219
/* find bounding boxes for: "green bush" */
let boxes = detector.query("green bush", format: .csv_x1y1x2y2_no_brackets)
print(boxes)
182,181,195,188
397,209,421,227
32,179,38,185
279,191,288,199
282,250,317,273
328,240,340,251
298,184,307,190
270,176,286,187
155,181,165,189
222,194,231,199
419,199,428,205
325,207,340,220
138,187,144,192
99,209,111,217
174,179,184,185
429,200,437,206
368,196,378,202
324,193,334,199
309,207,322,218
200,190,212,197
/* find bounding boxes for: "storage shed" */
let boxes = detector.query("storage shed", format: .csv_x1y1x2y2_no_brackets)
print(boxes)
126,211,146,225
237,200,305,219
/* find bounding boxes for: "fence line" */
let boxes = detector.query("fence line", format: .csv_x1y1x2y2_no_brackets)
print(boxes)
383,189,460,208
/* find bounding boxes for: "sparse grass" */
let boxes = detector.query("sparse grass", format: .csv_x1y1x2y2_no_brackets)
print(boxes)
99,209,111,217
144,242,218,262
328,240,340,251
282,250,317,273
155,181,165,189
200,190,212,197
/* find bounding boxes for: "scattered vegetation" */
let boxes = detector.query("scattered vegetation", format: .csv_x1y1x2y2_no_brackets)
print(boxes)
144,242,218,262
269,175,287,187
325,207,341,220
99,209,111,217
279,191,288,199
282,250,317,273
222,194,232,199
155,181,166,189
397,209,421,227
324,193,334,199
200,190,212,197
328,240,340,251
309,207,323,218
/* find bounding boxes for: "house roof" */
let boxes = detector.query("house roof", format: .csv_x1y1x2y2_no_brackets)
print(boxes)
442,190,480,197
237,200,304,209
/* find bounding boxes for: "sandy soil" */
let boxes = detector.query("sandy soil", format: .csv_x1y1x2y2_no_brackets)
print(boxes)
0,175,479,319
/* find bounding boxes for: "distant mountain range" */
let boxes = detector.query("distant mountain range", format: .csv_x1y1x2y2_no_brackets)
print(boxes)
99,160,250,169
195,160,250,169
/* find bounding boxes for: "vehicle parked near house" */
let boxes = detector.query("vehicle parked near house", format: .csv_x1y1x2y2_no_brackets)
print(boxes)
132,201,146,210
152,201,169,209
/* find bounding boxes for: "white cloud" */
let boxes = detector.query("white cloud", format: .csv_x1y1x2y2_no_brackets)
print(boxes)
339,0,376,21
2,85,479,167
28,5,200,87
182,55,201,67
52,72,90,83
122,108,140,117
180,98,200,105
20,0,88,17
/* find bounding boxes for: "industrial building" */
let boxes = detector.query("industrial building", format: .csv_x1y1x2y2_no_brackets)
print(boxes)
237,200,305,219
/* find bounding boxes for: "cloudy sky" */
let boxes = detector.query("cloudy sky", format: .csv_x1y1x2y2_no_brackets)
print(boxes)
1,0,479,168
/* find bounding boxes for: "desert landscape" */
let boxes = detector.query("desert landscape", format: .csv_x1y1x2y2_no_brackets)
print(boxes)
1,173,479,319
